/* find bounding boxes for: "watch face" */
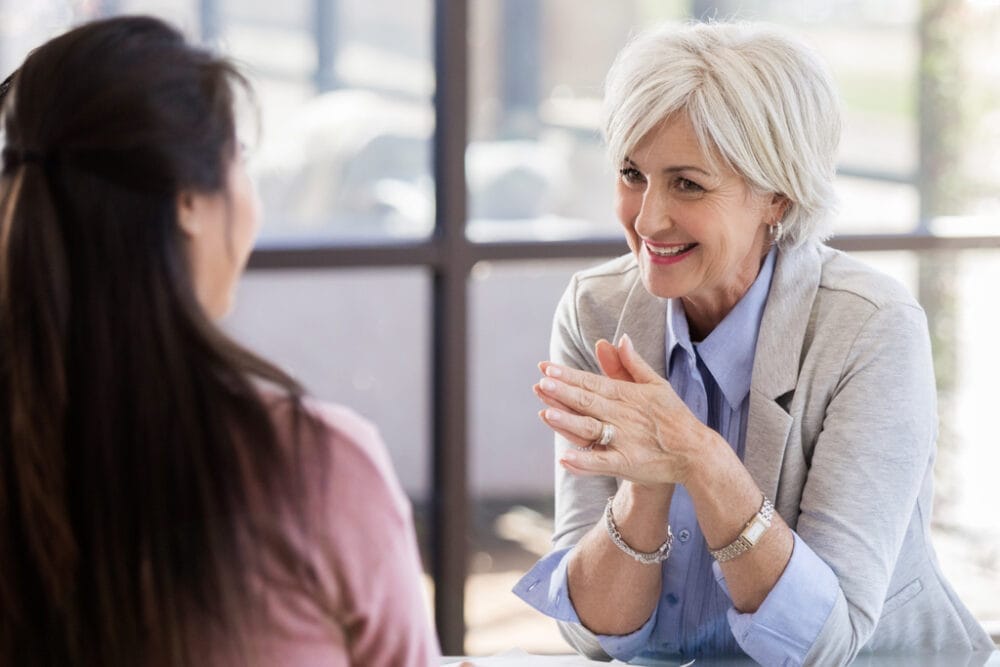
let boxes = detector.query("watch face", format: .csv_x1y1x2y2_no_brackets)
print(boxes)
745,519,767,543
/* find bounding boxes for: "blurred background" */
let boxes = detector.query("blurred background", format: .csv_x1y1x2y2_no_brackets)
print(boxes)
3,0,998,655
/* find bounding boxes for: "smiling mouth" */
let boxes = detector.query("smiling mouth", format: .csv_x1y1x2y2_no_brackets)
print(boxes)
645,242,697,257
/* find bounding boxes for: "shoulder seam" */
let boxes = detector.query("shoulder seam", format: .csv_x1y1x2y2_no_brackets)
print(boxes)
816,284,922,313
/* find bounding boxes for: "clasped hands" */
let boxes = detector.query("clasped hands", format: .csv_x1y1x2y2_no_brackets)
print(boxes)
533,334,710,488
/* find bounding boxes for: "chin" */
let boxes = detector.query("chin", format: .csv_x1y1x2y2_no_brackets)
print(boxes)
202,292,235,321
216,300,236,321
639,271,684,300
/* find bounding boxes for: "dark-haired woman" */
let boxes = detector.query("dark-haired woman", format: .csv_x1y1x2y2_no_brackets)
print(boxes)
0,16,439,666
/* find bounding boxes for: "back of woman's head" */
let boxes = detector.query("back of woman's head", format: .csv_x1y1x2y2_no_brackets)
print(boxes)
0,16,311,666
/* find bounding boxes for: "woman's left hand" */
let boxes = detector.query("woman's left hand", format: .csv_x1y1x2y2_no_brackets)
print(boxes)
534,334,712,487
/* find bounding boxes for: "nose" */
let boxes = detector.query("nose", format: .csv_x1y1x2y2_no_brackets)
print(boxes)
634,186,674,238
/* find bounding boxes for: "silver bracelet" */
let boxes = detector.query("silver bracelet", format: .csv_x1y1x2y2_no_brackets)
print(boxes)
603,496,673,565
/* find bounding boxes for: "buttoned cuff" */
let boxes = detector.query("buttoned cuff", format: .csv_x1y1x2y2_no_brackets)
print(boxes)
512,547,659,661
713,532,838,666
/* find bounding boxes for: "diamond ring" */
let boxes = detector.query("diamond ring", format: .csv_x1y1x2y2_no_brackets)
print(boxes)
593,421,615,447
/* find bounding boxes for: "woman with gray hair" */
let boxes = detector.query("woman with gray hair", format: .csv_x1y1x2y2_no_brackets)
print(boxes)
514,21,993,665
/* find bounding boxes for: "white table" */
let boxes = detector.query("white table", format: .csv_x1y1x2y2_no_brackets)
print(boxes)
442,649,1000,666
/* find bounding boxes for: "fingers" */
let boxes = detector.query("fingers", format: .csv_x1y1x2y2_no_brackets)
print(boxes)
595,338,633,382
540,362,624,402
541,408,605,444
537,375,616,419
537,337,659,423
559,445,616,476
538,410,604,450
617,333,661,384
532,383,578,415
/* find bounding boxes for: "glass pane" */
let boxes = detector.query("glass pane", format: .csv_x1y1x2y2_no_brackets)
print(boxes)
0,1,434,244
924,2,1000,223
467,1,666,243
677,3,923,235
834,176,919,235
468,257,618,653
225,0,435,243
0,2,196,76
224,266,432,601
226,265,434,616
466,1,950,241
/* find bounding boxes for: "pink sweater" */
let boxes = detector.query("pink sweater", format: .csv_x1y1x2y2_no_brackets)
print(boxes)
205,400,441,666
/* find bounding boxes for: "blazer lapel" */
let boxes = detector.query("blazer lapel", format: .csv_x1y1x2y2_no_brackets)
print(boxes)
613,275,668,379
744,244,823,504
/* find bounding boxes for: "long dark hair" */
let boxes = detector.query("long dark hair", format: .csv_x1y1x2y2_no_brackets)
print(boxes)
0,16,319,665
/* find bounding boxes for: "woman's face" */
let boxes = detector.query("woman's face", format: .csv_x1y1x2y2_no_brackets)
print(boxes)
179,145,261,320
615,113,783,330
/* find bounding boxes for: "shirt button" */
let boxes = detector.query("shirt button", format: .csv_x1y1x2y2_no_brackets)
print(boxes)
665,593,679,605
678,528,691,543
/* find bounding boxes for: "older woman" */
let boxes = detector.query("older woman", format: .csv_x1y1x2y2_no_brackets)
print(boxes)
514,22,993,665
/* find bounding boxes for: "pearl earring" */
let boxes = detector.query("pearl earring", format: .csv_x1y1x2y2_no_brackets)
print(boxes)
769,221,784,245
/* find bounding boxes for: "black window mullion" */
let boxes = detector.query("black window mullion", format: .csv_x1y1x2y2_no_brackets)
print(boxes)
431,0,470,654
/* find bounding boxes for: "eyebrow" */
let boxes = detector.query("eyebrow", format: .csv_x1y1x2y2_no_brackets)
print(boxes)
624,156,711,177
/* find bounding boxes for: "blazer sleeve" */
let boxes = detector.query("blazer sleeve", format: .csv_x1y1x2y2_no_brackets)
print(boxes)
549,275,621,660
794,300,938,665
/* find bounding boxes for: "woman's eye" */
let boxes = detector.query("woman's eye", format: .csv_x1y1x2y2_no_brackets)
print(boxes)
676,177,704,193
619,167,644,185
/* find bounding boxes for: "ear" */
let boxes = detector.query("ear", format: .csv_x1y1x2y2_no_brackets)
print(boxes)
769,193,790,224
176,189,203,238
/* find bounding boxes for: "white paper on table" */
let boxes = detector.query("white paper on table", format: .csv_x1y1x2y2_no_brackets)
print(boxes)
441,648,695,666
440,648,617,665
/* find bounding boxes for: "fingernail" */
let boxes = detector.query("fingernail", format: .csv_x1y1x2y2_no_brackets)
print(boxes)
545,409,560,422
545,365,562,378
621,333,633,350
540,378,557,392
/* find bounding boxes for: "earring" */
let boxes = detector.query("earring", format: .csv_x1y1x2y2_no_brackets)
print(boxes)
769,221,784,245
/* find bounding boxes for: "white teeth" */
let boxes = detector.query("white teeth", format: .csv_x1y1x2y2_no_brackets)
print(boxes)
647,243,694,257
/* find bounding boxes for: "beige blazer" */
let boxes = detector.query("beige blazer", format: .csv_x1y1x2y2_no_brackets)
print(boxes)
550,243,994,664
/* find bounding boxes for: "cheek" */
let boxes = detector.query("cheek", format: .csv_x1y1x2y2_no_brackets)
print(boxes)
616,202,642,256
235,181,261,260
615,187,640,232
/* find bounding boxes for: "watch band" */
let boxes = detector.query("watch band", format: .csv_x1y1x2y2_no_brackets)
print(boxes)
709,496,774,563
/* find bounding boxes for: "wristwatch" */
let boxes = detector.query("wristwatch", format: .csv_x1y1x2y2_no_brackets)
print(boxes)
709,496,774,563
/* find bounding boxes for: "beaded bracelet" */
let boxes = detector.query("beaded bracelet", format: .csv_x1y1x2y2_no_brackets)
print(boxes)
603,496,673,565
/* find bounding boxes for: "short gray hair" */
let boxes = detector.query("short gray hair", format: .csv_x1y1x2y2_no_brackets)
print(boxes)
603,22,842,248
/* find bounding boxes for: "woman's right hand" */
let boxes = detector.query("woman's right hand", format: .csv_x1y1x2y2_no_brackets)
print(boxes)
534,334,718,489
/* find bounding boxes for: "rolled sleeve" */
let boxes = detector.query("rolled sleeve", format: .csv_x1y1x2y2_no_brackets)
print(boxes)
513,548,660,661
713,533,838,666
512,548,579,623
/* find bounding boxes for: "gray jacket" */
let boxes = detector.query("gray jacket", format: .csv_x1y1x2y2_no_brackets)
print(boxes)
550,243,994,664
